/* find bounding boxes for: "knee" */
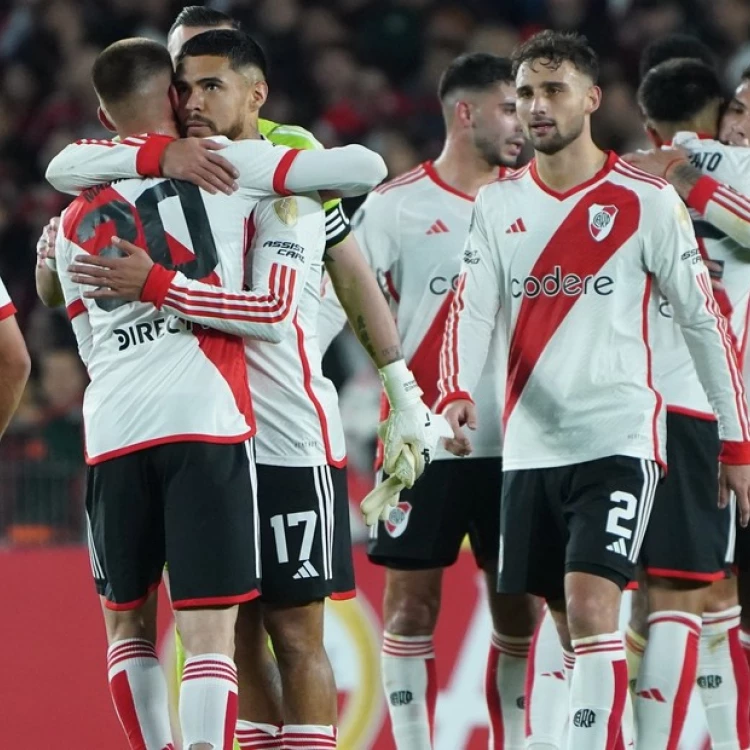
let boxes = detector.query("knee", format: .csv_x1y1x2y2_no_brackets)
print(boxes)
176,609,236,658
384,586,440,636
565,591,618,640
234,603,269,660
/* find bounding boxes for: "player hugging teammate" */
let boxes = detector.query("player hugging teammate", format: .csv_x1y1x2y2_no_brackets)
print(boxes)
36,6,750,750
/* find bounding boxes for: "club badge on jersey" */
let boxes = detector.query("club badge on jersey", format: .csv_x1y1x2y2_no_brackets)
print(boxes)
588,204,619,242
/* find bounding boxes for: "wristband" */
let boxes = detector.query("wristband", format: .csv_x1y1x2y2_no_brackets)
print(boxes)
379,359,422,409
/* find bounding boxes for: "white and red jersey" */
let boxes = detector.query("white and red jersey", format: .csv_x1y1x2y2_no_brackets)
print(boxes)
46,134,368,468
55,170,324,464
437,151,750,471
0,277,16,321
652,132,750,418
318,161,508,461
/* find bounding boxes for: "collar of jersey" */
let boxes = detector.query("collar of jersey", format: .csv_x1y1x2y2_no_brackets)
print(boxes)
529,149,617,201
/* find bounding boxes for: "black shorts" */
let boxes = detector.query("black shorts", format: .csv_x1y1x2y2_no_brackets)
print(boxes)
735,521,750,572
640,412,732,581
86,440,260,611
368,457,502,570
499,456,660,601
256,464,354,606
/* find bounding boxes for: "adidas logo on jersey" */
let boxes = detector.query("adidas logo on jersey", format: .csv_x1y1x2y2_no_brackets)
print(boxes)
606,538,628,556
426,219,449,235
505,218,527,233
293,561,319,579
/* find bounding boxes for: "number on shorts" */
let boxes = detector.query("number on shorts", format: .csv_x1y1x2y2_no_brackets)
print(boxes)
269,511,318,564
606,491,637,539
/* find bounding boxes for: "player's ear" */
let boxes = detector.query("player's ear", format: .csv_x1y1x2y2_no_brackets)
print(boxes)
250,79,268,111
454,100,472,128
168,83,180,113
585,85,602,115
644,123,663,148
97,106,117,133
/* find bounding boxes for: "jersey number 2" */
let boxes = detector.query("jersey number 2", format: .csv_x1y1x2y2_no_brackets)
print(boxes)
606,490,637,540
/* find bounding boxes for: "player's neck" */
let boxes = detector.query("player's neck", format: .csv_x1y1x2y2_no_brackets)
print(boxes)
655,119,717,145
534,135,607,194
432,141,499,198
115,120,178,140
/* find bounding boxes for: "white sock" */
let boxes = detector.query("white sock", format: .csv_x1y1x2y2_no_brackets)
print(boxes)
106,638,173,750
526,609,569,749
180,653,238,750
236,720,282,749
381,632,435,750
699,607,750,750
567,632,628,750
486,632,531,749
281,724,336,749
635,611,701,750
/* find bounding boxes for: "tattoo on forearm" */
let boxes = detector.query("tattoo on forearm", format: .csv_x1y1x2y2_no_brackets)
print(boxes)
355,315,378,362
354,315,402,365
668,162,702,200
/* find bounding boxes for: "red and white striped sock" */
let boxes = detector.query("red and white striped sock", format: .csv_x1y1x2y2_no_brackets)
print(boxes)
698,607,750,750
236,720,283,749
486,632,531,749
282,724,336,750
381,632,436,749
180,654,238,750
562,649,576,682
635,611,701,750
107,638,174,750
567,632,628,750
525,608,569,750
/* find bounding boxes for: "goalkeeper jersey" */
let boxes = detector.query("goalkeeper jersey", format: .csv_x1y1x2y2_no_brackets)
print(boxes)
651,132,750,418
437,151,750,471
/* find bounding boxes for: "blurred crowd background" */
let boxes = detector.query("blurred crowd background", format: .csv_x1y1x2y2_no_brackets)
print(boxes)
1,0,749,545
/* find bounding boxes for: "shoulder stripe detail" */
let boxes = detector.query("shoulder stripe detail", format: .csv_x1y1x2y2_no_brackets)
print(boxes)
74,138,117,147
375,166,427,194
713,185,750,224
612,161,668,189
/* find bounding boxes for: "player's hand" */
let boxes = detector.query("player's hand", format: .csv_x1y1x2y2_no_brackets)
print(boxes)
68,236,154,301
36,216,60,269
381,405,453,487
719,463,750,527
160,138,239,195
442,399,477,457
621,147,689,179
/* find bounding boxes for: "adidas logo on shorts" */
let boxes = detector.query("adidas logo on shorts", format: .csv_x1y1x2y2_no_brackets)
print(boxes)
606,538,627,556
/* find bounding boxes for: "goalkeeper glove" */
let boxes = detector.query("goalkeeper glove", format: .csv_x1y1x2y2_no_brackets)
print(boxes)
360,444,418,526
379,360,453,487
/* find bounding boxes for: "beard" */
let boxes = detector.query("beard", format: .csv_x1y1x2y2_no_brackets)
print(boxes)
474,133,513,168
528,115,585,155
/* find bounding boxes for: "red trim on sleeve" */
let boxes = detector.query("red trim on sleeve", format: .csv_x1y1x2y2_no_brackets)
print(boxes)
135,134,175,177
140,265,177,308
272,149,301,196
65,299,86,321
720,440,750,464
435,390,474,414
686,175,720,215
0,301,16,321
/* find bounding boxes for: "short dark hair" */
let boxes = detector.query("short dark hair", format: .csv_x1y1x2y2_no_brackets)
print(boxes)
92,38,172,106
168,6,240,40
638,33,715,80
741,65,750,82
438,53,514,101
176,29,268,78
638,58,722,123
511,30,598,83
